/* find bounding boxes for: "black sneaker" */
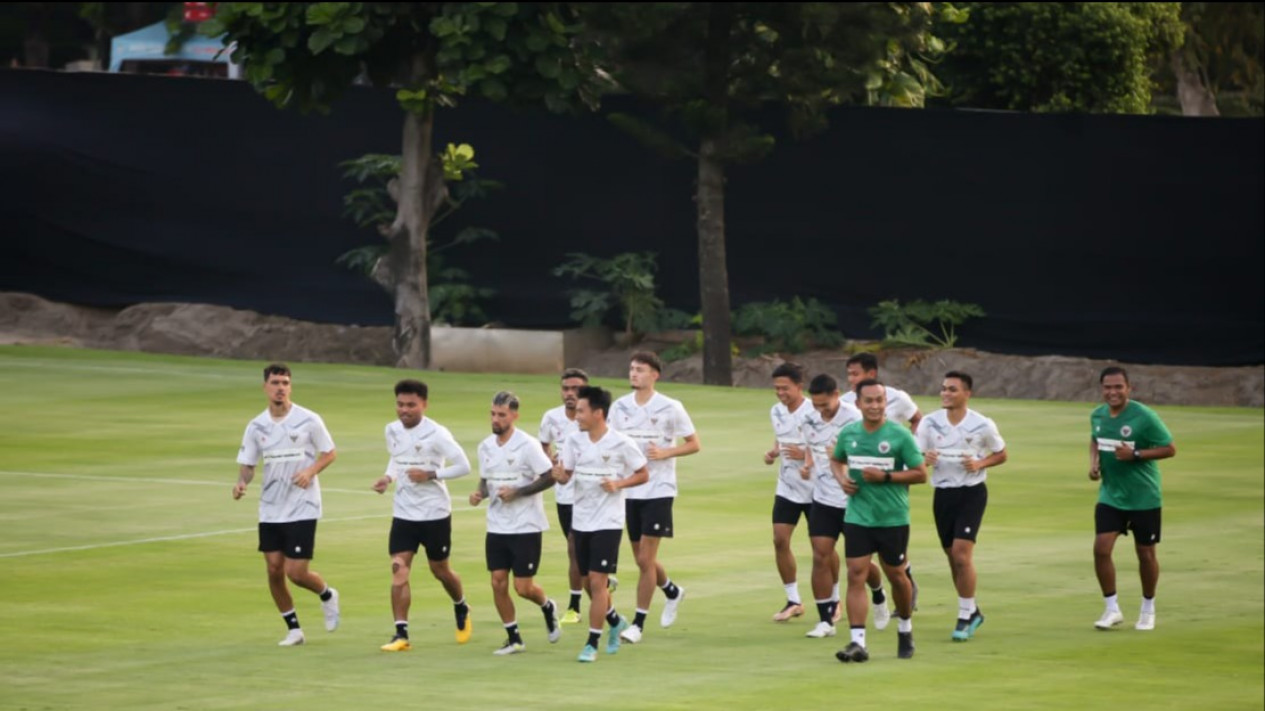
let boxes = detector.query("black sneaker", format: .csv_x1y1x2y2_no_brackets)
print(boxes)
898,631,915,659
835,641,870,663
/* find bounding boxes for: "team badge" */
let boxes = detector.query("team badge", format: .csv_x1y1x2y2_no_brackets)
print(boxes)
651,418,659,425
878,441,891,454
507,458,516,465
1120,425,1133,437
289,433,298,442
415,444,422,452
602,455,611,463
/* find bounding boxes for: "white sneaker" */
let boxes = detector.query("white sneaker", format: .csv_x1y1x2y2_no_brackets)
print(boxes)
1094,610,1125,630
619,623,643,644
321,588,341,632
493,641,525,656
545,600,562,643
661,586,685,628
805,621,836,638
1135,612,1156,631
873,600,891,631
278,629,306,646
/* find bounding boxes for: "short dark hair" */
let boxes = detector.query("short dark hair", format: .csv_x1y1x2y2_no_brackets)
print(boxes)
263,363,291,381
944,371,974,391
630,351,662,373
771,362,805,384
395,379,429,399
854,377,884,399
807,373,839,395
491,390,520,411
1100,366,1129,384
846,353,879,373
561,368,590,382
577,385,612,418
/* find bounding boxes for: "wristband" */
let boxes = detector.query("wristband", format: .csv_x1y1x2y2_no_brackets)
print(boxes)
884,471,892,483
1132,448,1143,461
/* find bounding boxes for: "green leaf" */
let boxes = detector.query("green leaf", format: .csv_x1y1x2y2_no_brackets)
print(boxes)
480,78,508,101
265,47,285,65
334,35,360,55
308,28,336,55
484,54,512,74
535,54,561,79
486,17,508,41
343,16,366,34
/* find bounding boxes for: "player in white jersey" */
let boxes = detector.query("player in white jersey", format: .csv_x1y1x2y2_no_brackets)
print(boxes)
468,391,563,655
233,363,340,647
372,379,473,651
800,374,891,639
538,368,590,624
841,352,923,606
763,362,816,622
916,371,1008,642
841,353,923,431
555,385,649,663
609,351,699,642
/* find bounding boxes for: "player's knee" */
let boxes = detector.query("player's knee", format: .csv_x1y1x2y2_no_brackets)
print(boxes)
513,579,534,598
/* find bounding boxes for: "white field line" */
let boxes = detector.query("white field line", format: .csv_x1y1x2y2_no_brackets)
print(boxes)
0,469,477,559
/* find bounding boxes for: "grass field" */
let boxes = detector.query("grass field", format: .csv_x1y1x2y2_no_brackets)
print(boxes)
0,345,1261,711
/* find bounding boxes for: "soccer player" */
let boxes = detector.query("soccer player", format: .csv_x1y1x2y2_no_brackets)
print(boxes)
763,362,815,622
372,379,473,651
469,391,563,655
233,363,341,647
539,368,590,624
841,353,923,431
1088,367,1176,631
916,371,1008,641
800,374,891,639
831,380,927,663
609,352,699,643
554,385,649,663
841,352,923,605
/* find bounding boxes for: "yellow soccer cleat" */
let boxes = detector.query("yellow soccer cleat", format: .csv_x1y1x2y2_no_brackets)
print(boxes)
455,604,473,644
560,609,582,625
380,636,412,652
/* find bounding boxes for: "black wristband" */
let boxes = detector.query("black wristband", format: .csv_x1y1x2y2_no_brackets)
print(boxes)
1133,448,1143,461
884,471,892,483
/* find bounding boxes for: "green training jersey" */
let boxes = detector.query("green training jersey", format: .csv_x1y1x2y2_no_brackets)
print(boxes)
833,420,924,527
1091,400,1173,510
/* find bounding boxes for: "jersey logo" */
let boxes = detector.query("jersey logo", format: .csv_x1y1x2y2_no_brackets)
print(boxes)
289,433,298,442
878,441,891,454
602,455,611,463
1120,425,1133,437
651,418,659,425
508,457,516,465
850,441,857,448
415,444,423,452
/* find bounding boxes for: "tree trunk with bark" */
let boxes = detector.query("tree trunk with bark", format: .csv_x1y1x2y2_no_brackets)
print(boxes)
387,52,446,369
696,5,735,387
1171,50,1220,116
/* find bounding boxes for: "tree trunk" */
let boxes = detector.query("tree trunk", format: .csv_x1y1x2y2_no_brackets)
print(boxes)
1171,50,1219,117
696,5,734,386
389,53,441,369
697,138,733,386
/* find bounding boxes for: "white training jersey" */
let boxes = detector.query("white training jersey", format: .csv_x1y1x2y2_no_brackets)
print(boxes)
476,428,555,534
770,398,816,504
237,404,334,524
560,428,648,532
384,418,471,522
609,392,696,500
539,405,581,505
801,401,863,508
842,384,920,425
916,408,1007,489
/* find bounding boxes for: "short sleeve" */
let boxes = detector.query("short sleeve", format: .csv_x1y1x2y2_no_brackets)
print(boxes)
525,439,555,476
899,429,925,468
1143,409,1173,448
538,413,553,445
623,438,649,476
832,431,849,463
236,423,258,466
310,415,336,453
982,418,1007,453
561,435,577,471
673,401,697,438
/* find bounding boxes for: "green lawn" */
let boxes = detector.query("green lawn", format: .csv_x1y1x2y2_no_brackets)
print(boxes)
0,345,1261,711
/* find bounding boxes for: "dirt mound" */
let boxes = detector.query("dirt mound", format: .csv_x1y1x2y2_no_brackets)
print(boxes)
2,292,1260,407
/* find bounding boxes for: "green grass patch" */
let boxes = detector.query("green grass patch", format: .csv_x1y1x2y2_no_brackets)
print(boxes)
0,345,1261,710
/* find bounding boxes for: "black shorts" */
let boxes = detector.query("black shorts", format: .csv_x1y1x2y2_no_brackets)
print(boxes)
258,519,317,559
389,516,452,561
573,529,621,576
772,495,813,526
626,497,674,541
933,484,989,549
485,532,544,577
843,522,910,568
556,503,573,538
1095,503,1162,545
808,502,846,540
